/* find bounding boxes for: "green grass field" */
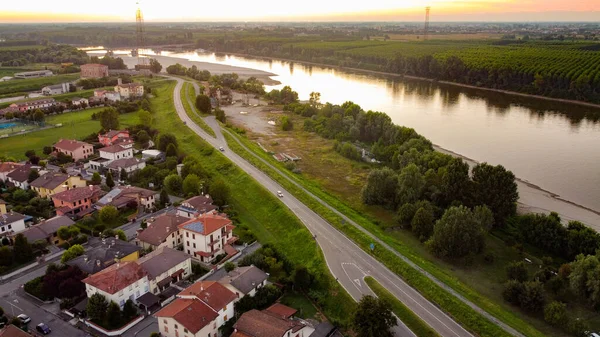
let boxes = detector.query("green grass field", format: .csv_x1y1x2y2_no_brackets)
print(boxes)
0,108,138,159
279,291,319,320
0,73,80,97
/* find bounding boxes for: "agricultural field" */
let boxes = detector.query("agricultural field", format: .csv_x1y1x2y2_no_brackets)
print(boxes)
0,73,80,97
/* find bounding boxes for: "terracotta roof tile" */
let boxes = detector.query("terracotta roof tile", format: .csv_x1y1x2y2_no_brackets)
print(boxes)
81,63,108,68
0,162,22,173
234,309,305,337
178,213,233,236
6,164,33,182
137,213,188,246
52,185,104,203
83,261,147,294
154,298,218,333
0,324,31,337
54,139,92,152
99,144,130,154
265,303,298,319
101,130,129,138
178,281,237,311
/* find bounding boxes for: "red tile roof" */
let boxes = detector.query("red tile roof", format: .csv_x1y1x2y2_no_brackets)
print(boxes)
101,130,129,139
0,324,31,337
154,298,218,334
6,164,32,183
178,281,237,312
81,63,108,68
54,139,92,152
99,144,130,154
265,303,298,319
0,162,22,173
234,309,305,337
83,261,147,294
52,185,104,203
178,213,233,236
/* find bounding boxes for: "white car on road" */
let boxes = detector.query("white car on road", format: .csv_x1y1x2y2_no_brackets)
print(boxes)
277,191,284,198
17,314,30,324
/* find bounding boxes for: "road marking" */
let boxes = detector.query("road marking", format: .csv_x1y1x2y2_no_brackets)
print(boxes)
354,279,361,287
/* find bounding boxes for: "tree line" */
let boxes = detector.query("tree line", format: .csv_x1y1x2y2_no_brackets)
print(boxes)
0,44,89,66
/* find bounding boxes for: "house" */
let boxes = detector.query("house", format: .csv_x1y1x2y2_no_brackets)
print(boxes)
83,261,149,308
93,90,121,102
0,324,32,337
14,70,53,79
42,82,70,95
106,158,146,175
4,98,56,112
67,238,142,274
142,149,164,161
54,139,94,161
30,172,87,198
177,195,218,219
218,266,269,297
21,215,75,245
178,213,237,263
0,200,6,215
114,79,144,99
71,97,89,107
6,164,34,189
0,212,26,237
178,281,237,326
98,129,130,146
0,162,23,182
52,185,105,217
80,64,109,78
135,212,188,251
137,247,192,294
309,322,340,337
96,186,158,211
99,143,133,161
232,307,314,337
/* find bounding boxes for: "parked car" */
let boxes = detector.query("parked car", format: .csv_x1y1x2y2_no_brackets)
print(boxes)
36,323,51,335
277,191,284,198
219,147,225,152
17,314,30,324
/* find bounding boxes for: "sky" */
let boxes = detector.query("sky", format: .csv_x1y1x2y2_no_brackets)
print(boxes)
0,0,598,22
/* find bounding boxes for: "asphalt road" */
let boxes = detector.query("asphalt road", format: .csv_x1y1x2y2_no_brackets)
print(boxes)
172,77,475,337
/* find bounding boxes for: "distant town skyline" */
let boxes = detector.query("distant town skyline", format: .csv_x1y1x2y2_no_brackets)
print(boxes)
0,0,599,22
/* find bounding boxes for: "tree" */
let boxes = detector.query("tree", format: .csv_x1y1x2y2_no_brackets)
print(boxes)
159,189,170,207
473,205,494,231
361,168,397,208
120,168,128,182
224,262,235,273
122,299,138,320
57,226,75,241
293,265,312,291
105,171,115,189
13,234,33,264
472,163,518,226
544,301,568,327
138,109,153,127
569,253,600,307
506,261,529,282
502,280,525,305
98,108,120,131
352,295,396,337
25,150,36,158
32,109,45,123
61,244,85,263
281,116,293,131
164,174,183,195
209,178,229,207
183,174,202,196
43,146,52,155
396,163,425,205
215,108,226,123
0,246,14,266
411,207,434,241
426,206,486,259
519,280,546,312
89,171,102,186
166,143,177,158
27,169,39,183
99,206,120,226
149,58,162,73
115,229,127,241
136,130,150,148
87,293,108,322
106,301,122,328
195,94,212,114
157,133,178,152
441,157,471,206
309,91,321,107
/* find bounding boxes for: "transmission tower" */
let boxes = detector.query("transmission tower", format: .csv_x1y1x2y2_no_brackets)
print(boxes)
134,1,148,67
424,7,431,41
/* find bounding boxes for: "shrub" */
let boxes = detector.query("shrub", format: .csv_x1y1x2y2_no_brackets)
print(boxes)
543,301,568,327
506,261,529,282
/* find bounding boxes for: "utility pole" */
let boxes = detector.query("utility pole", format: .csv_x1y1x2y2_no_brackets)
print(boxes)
424,7,431,41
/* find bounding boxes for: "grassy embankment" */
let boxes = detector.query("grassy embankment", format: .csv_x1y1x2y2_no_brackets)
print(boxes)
0,73,80,98
146,79,356,327
0,107,139,159
180,82,215,137
364,277,440,337
220,127,549,337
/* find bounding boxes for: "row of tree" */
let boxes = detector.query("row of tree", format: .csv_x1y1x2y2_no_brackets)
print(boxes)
0,44,89,66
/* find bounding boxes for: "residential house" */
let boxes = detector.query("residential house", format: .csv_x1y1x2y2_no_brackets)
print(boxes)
30,172,87,198
232,306,314,337
135,212,188,251
178,281,237,327
0,324,32,337
83,261,149,308
106,158,145,175
0,200,6,215
218,266,269,297
178,213,236,263
52,185,105,217
177,195,218,219
0,162,23,182
93,89,121,102
3,98,56,113
54,139,94,161
6,164,34,189
42,82,70,96
67,238,142,274
21,215,75,245
114,79,144,99
98,143,133,161
14,70,53,79
96,186,158,211
98,130,130,146
80,64,109,78
0,212,26,237
71,97,89,107
137,247,192,294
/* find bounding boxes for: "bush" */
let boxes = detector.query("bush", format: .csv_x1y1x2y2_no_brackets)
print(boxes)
224,262,235,272
502,280,524,305
24,276,47,301
506,261,529,282
544,301,568,327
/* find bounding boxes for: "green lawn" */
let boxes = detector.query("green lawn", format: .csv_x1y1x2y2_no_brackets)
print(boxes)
280,291,319,320
181,82,215,137
146,78,356,327
0,108,139,159
0,73,80,97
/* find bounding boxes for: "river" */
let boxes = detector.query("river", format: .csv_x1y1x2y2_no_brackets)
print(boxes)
90,49,600,223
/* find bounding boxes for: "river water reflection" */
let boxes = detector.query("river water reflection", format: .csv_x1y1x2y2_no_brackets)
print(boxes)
99,49,600,212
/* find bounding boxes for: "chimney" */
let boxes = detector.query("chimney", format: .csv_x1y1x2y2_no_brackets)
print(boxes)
89,185,93,190
117,78,122,86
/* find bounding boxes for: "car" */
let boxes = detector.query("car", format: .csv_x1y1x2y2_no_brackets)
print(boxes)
36,323,51,335
17,314,30,324
277,191,284,197
219,147,225,152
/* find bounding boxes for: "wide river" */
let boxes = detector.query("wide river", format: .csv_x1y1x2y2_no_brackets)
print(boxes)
91,49,600,214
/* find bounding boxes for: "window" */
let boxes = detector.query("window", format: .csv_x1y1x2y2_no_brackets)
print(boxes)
7,225,11,230
192,234,195,239
1,227,4,232
224,314,228,321
186,242,189,247
164,326,169,333
186,232,189,238
174,324,178,329
184,328,188,333
193,243,196,249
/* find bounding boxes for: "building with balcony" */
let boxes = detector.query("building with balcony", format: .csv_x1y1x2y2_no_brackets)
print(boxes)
178,213,236,263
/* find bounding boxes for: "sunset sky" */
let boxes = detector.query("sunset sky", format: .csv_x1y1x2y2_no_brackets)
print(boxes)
0,0,598,22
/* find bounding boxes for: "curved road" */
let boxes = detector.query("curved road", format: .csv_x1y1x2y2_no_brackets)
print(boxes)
172,77,477,337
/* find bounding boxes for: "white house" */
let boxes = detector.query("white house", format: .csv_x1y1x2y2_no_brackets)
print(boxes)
176,195,218,219
83,261,150,308
218,266,269,298
98,143,133,161
71,97,89,107
0,212,27,237
115,79,144,99
41,83,70,96
178,213,237,263
106,157,146,174
135,213,188,251
137,247,192,294
6,165,37,190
